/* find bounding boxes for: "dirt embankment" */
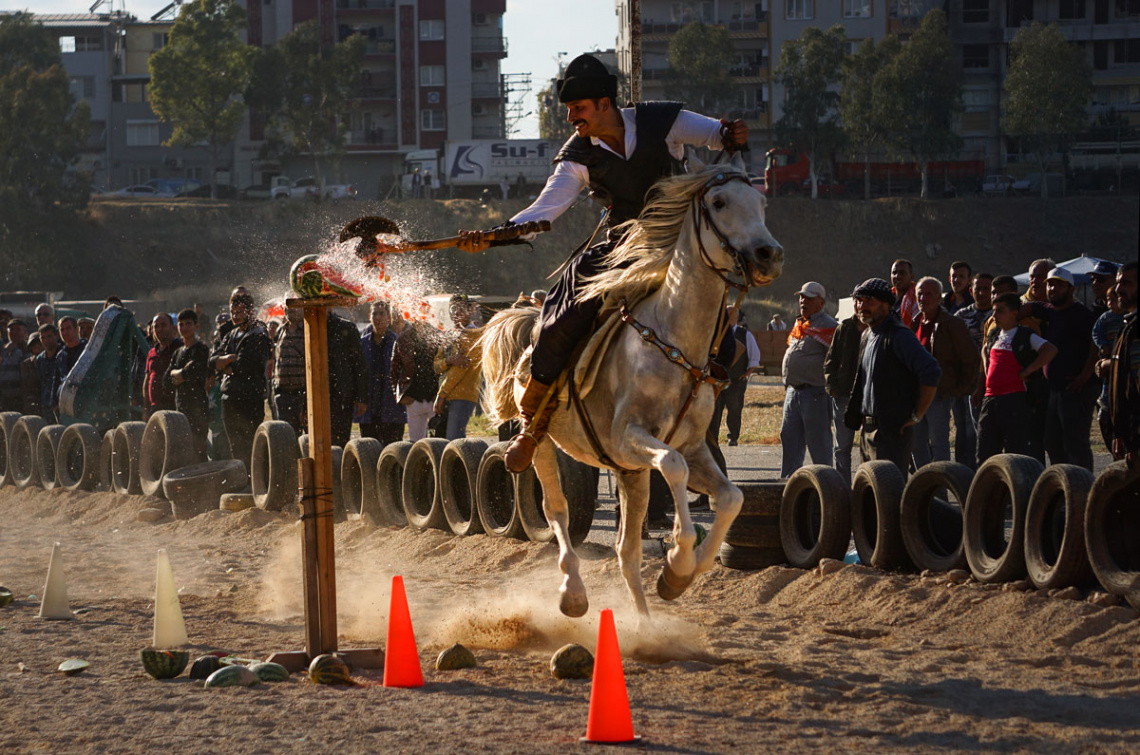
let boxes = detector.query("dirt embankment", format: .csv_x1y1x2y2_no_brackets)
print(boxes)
13,194,1138,317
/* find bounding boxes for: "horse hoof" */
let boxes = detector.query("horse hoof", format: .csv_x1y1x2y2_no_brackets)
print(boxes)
559,590,589,618
656,568,693,601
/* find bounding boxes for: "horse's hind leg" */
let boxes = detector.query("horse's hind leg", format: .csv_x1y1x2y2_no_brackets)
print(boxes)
685,444,743,575
614,469,651,616
533,441,588,618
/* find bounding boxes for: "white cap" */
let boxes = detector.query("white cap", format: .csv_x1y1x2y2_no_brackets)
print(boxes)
1047,267,1075,286
796,281,827,299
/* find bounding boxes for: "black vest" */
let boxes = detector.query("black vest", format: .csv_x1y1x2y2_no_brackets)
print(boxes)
554,101,685,227
727,326,750,381
846,317,919,432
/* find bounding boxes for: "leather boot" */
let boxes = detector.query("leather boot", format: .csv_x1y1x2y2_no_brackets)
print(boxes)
504,377,558,473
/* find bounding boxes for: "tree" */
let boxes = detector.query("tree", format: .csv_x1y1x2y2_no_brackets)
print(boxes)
664,23,738,113
0,12,90,282
1002,22,1093,198
148,0,254,199
839,36,900,200
773,24,847,199
874,9,963,199
250,21,365,191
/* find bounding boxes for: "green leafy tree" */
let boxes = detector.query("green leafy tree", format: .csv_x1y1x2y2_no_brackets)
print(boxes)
774,24,847,199
1002,22,1092,198
874,9,962,199
664,23,737,113
0,12,90,282
148,0,254,199
250,21,365,191
839,36,900,200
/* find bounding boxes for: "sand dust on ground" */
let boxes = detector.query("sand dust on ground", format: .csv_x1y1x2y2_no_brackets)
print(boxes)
1,484,1138,753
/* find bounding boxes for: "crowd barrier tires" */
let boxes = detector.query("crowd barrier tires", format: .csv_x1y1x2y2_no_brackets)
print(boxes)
440,438,487,537
851,461,912,571
963,454,1043,584
1084,461,1140,609
560,456,599,548
220,492,256,512
402,438,448,530
0,412,21,487
298,434,309,457
56,423,101,492
330,446,344,521
11,416,45,490
139,411,194,499
163,460,248,520
251,421,300,512
98,430,115,492
342,438,383,519
780,465,850,568
516,464,555,543
36,425,66,491
719,481,786,571
111,421,146,496
900,461,974,573
1024,464,1094,590
375,442,411,527
476,442,525,540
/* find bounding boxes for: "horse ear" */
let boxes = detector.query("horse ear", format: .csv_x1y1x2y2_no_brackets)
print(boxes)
730,150,747,172
687,149,705,173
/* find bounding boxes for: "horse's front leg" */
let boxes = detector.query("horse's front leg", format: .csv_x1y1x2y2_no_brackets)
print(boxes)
685,443,743,575
533,441,588,618
614,469,651,616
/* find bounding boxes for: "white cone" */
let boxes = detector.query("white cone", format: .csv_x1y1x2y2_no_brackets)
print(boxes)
153,549,188,648
39,542,73,620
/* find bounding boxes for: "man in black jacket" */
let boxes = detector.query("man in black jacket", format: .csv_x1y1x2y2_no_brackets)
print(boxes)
823,313,864,482
209,289,271,471
327,312,368,447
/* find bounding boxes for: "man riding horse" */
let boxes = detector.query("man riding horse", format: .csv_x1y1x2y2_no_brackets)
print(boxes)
458,53,748,473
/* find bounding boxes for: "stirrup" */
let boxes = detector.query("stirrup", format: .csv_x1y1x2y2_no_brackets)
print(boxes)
504,432,541,473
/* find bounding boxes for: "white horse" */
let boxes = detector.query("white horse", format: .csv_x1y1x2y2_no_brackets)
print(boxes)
479,156,784,617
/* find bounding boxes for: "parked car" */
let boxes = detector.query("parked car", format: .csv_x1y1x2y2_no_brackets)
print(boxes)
748,173,766,194
1012,173,1065,195
176,184,239,199
981,174,1015,196
113,184,169,197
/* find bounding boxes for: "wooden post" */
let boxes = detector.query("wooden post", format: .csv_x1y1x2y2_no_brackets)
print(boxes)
630,0,642,103
298,457,322,656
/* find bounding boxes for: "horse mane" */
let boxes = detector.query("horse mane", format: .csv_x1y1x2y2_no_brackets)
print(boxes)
576,164,750,304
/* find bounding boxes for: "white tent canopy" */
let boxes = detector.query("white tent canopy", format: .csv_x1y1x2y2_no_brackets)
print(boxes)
1012,254,1116,287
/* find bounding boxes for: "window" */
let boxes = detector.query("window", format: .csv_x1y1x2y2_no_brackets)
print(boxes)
419,19,444,40
962,88,989,111
59,36,75,53
126,121,161,147
962,44,990,68
786,0,813,19
69,76,95,98
421,109,445,131
1116,38,1140,63
1059,0,1085,17
130,167,159,185
844,39,865,56
844,0,872,18
420,65,445,86
61,35,103,52
152,32,168,49
1116,0,1140,17
963,0,989,22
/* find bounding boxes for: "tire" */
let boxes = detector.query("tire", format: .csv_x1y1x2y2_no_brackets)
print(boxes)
516,464,554,543
476,441,525,539
851,461,912,571
725,481,785,554
900,461,974,573
1024,464,1094,590
98,430,115,492
440,438,487,536
139,411,194,498
10,416,45,489
331,446,344,521
1084,461,1140,608
56,423,101,492
251,421,301,512
402,438,448,530
163,460,249,520
559,455,598,548
0,411,21,487
36,425,65,490
112,421,146,495
779,465,850,568
963,454,1043,584
342,438,383,519
718,542,787,570
298,433,309,457
375,441,412,526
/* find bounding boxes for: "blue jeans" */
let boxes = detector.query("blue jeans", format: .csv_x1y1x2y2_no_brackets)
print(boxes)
951,394,977,469
832,394,856,483
1044,381,1099,471
780,385,833,477
912,395,953,469
446,399,477,440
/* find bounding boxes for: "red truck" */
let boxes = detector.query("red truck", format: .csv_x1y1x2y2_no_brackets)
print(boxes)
763,148,985,198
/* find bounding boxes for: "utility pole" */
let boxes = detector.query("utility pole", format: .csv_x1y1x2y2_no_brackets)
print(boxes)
630,0,642,103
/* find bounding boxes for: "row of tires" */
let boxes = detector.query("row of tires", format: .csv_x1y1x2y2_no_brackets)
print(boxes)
722,455,1140,606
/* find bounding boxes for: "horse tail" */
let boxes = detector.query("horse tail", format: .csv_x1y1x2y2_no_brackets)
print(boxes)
476,306,540,425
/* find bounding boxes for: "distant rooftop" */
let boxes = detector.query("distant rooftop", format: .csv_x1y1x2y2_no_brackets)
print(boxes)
33,12,135,28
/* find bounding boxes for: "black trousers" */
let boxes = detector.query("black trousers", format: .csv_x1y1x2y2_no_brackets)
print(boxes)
976,393,1030,464
859,423,915,480
710,377,747,444
530,241,613,385
222,396,263,473
331,402,354,448
361,422,405,446
180,402,210,463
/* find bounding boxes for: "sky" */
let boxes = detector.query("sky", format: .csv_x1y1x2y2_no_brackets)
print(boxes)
0,0,620,139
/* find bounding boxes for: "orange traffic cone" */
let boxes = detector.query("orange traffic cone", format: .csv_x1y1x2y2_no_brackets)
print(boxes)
581,609,641,744
382,575,423,688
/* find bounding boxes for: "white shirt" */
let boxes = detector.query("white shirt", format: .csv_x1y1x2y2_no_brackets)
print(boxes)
741,327,762,370
510,108,725,226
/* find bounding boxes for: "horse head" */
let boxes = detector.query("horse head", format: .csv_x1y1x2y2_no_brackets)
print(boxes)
688,153,783,288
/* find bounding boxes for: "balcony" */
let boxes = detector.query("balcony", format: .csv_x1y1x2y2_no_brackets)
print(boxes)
471,82,502,99
641,16,768,39
471,36,507,54
364,39,396,55
335,0,394,10
472,125,503,138
356,86,396,100
729,63,769,80
345,128,397,150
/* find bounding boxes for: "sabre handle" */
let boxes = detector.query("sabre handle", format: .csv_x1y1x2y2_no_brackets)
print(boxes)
486,219,551,246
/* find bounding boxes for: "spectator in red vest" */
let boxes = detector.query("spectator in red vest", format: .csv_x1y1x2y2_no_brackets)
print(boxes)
891,258,919,329
143,312,182,419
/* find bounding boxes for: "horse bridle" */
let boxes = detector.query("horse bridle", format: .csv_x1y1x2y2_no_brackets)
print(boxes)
692,170,755,294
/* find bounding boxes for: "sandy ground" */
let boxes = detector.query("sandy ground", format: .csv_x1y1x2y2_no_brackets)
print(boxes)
1,455,1139,753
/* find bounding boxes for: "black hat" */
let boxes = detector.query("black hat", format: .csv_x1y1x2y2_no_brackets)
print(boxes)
557,54,618,104
852,278,896,306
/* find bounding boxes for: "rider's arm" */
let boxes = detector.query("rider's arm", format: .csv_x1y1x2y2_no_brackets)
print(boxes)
508,160,589,226
667,111,748,156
